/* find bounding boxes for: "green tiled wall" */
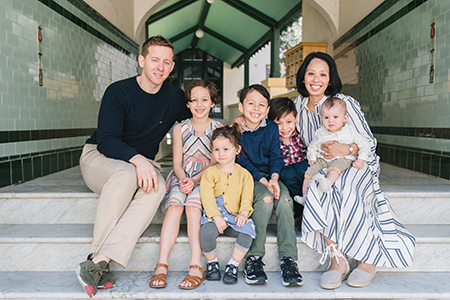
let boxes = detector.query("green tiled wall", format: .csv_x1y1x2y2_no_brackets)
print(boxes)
335,0,450,179
0,0,139,188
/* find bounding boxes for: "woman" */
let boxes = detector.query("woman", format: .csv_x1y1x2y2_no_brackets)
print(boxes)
295,52,415,289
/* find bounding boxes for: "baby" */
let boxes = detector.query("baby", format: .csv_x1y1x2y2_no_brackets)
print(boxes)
302,97,371,194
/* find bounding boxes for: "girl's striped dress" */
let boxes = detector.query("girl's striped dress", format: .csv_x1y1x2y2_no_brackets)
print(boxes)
295,93,415,268
161,118,221,213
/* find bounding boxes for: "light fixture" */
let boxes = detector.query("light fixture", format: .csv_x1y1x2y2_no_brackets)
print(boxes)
195,28,204,38
207,0,215,4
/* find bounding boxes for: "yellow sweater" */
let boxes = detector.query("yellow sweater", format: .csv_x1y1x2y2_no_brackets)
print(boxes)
200,164,254,219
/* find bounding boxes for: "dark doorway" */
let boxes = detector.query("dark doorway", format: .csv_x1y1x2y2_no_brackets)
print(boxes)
167,49,223,119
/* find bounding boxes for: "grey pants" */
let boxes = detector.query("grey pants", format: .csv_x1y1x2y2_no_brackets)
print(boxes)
200,222,253,256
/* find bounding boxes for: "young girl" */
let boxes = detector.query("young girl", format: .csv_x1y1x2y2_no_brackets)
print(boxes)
199,125,256,284
149,79,222,290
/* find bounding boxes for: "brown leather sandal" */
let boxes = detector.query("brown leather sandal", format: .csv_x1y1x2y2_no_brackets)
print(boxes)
178,264,205,290
149,263,168,289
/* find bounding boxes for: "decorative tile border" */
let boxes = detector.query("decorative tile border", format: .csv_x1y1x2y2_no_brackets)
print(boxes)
372,127,450,140
0,146,83,188
38,0,139,56
378,143,450,180
0,129,96,144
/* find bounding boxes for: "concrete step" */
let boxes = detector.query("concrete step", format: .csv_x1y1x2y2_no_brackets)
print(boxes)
1,164,450,225
0,224,447,273
0,270,449,299
1,190,450,225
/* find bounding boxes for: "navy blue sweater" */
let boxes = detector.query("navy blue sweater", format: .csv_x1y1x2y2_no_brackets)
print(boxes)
86,76,191,161
236,119,284,182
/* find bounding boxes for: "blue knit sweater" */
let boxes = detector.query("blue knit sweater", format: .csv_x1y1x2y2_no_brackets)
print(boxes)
86,76,191,161
236,119,284,182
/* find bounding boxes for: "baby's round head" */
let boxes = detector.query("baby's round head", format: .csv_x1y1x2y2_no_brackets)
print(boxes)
320,97,348,133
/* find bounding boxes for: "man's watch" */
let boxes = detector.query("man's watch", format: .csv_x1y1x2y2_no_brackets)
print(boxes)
348,144,353,155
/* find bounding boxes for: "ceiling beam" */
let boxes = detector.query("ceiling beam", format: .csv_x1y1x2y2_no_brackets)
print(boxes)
169,26,197,43
231,30,270,68
147,0,198,24
222,0,276,27
202,27,247,52
192,0,212,49
277,1,302,29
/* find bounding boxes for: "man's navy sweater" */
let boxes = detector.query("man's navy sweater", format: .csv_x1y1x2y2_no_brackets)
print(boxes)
236,119,284,182
86,76,190,161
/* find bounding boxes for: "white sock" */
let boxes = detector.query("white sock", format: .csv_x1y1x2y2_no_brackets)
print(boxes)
207,257,218,263
316,174,332,192
228,256,241,267
293,195,305,205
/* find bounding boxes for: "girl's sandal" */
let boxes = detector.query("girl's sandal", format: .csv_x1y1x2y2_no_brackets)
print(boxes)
178,265,205,290
149,263,168,289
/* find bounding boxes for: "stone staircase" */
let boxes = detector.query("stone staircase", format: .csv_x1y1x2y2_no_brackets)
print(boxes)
0,159,450,299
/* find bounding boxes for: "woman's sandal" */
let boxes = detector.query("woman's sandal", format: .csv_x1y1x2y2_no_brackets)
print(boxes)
178,264,205,290
149,263,168,289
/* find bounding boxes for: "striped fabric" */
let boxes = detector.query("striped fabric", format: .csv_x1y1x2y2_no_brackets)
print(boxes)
161,118,222,213
294,94,415,268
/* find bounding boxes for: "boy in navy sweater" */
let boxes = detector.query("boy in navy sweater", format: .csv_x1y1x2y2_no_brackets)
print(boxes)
236,84,302,287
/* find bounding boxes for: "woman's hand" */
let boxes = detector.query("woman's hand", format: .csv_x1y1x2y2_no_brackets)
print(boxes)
320,141,355,159
213,216,228,234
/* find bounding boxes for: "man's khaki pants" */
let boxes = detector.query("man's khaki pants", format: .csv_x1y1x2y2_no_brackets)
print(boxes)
79,144,165,268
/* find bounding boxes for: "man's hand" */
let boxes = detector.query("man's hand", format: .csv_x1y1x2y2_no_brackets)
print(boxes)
129,154,158,194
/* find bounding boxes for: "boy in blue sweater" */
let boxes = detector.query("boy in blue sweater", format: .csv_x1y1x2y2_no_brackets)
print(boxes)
236,84,302,287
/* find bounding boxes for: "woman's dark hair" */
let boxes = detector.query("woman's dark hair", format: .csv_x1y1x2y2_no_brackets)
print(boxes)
184,79,219,104
211,124,241,149
268,97,297,121
238,84,270,104
296,52,342,97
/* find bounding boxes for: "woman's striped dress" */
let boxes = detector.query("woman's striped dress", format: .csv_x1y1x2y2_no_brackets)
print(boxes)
295,93,415,268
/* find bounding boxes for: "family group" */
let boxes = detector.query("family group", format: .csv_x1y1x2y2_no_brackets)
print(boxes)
75,35,415,298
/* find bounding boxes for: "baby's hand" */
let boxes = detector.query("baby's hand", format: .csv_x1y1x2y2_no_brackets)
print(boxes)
213,216,227,234
352,159,364,170
235,212,249,227
180,178,194,194
308,160,315,166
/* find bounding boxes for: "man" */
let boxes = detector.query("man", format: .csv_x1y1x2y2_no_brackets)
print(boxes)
76,35,190,298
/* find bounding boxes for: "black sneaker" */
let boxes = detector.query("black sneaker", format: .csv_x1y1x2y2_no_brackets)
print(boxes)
86,253,116,289
223,264,238,284
243,256,267,285
205,261,221,281
280,256,303,287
